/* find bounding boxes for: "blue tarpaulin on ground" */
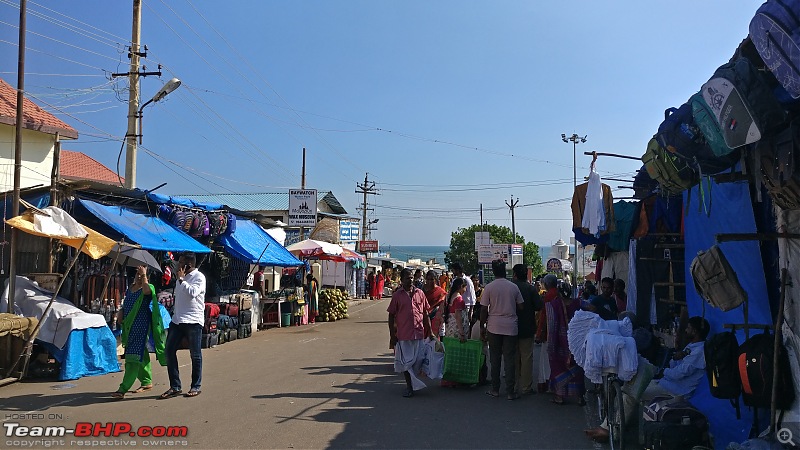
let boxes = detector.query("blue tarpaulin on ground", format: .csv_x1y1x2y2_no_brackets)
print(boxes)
684,178,772,449
77,198,210,253
217,217,302,267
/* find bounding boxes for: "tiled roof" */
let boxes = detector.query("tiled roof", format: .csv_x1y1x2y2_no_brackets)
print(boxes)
0,78,78,139
60,150,123,185
184,191,346,213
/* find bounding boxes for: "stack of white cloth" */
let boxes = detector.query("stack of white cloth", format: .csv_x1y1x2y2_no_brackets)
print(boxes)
567,310,638,384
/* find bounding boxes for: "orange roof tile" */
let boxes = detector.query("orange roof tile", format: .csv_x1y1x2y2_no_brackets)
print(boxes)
0,78,78,139
60,150,123,185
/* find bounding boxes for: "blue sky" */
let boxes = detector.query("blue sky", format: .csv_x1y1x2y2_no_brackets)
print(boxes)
0,1,762,246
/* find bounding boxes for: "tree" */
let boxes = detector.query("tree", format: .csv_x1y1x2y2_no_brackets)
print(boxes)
445,224,542,276
524,241,544,276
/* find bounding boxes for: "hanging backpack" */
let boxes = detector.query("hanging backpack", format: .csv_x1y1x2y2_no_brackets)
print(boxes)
738,331,796,409
224,213,237,235
168,208,187,231
705,332,742,405
750,0,800,100
189,212,205,238
218,212,228,235
690,245,747,311
755,118,800,209
642,138,698,195
182,210,195,234
700,57,786,149
656,103,708,158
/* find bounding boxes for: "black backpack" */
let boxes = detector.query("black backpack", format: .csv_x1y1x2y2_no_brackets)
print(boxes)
738,331,796,409
705,332,742,400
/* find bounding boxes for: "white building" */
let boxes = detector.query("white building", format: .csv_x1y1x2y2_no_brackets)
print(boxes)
0,78,78,193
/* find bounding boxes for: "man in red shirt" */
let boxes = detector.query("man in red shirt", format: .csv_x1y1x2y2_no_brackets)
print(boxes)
388,268,433,398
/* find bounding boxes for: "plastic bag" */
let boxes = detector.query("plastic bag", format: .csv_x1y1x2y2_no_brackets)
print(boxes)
421,338,445,380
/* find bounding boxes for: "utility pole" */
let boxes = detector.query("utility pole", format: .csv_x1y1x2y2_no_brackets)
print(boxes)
355,173,378,244
123,0,141,189
8,0,27,313
505,195,519,244
562,133,587,292
480,203,483,230
299,147,306,240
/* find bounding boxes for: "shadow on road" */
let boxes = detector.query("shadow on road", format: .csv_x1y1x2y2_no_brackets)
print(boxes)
252,352,595,449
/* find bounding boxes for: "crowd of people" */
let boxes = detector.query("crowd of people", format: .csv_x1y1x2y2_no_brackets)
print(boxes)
385,260,710,444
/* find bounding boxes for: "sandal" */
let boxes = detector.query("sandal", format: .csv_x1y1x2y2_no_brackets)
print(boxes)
485,390,500,398
507,393,521,401
110,391,125,400
133,385,153,394
159,388,182,399
551,396,565,405
402,389,414,398
184,389,201,398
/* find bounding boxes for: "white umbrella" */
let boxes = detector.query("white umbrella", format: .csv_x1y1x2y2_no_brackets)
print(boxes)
286,239,343,258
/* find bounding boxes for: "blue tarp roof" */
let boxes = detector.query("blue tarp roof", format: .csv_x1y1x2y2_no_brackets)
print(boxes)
78,198,210,253
146,193,224,211
217,217,302,267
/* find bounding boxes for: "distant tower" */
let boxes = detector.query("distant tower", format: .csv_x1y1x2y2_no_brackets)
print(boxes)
551,239,569,260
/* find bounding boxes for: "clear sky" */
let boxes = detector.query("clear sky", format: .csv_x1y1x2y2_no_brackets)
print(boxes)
0,1,762,246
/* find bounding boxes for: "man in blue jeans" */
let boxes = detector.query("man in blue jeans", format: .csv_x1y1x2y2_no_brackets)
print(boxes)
161,252,206,399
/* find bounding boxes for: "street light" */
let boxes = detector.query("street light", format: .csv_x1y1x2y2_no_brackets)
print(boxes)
562,133,587,292
124,77,181,188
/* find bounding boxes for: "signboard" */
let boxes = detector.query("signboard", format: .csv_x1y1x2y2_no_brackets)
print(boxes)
546,258,563,272
510,244,523,255
359,240,378,252
474,231,491,251
478,244,509,264
285,229,301,246
339,220,360,242
288,189,317,227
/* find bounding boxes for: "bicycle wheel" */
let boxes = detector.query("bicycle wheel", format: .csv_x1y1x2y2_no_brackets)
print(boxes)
608,381,625,450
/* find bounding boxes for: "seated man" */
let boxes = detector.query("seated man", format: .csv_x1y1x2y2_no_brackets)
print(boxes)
585,277,618,321
585,316,710,442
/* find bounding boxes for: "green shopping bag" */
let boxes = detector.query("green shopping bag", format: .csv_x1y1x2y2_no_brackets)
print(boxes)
442,337,484,384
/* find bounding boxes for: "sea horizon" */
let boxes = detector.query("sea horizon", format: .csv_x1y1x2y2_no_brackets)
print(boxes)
378,244,551,266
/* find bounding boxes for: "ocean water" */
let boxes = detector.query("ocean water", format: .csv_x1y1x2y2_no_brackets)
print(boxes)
379,245,449,264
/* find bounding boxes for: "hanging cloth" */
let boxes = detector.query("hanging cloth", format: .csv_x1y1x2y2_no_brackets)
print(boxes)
582,166,606,235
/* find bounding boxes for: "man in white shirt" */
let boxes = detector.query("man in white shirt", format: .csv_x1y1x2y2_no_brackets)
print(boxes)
161,253,206,399
450,263,476,319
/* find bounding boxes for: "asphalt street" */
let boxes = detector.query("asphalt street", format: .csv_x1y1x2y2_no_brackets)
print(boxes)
1,299,603,449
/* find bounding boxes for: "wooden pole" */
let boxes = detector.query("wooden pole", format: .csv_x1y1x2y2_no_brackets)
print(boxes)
769,268,788,435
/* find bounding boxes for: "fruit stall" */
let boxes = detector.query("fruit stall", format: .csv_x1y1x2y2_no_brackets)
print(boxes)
316,288,349,322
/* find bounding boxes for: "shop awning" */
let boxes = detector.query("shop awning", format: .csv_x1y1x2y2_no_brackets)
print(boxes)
77,198,210,253
217,217,302,267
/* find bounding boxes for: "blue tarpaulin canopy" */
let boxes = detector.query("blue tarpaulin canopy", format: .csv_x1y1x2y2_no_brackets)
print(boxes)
77,198,211,253
217,217,302,267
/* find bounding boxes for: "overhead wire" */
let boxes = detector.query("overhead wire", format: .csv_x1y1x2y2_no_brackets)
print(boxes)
138,5,299,185
180,0,364,180
0,19,122,63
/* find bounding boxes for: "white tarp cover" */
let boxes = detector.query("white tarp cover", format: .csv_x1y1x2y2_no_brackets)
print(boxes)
775,208,800,439
32,206,88,238
0,276,107,349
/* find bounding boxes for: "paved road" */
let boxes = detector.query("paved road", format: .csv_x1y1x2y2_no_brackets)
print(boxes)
1,299,603,449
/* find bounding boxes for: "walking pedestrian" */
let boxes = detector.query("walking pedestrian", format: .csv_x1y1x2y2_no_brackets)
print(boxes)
388,268,434,398
306,274,319,324
546,282,584,405
112,266,167,399
480,260,524,400
512,263,543,395
423,271,446,340
535,274,559,392
161,253,206,399
450,263,476,326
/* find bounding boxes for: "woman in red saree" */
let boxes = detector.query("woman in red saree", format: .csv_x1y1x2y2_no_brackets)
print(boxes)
423,271,447,339
371,270,385,299
545,282,585,405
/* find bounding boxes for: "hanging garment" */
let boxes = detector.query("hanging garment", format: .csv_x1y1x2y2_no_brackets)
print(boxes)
583,169,606,235
571,182,615,237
